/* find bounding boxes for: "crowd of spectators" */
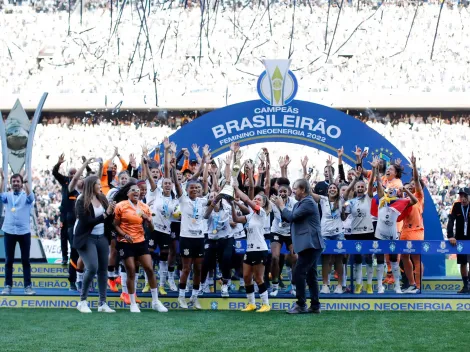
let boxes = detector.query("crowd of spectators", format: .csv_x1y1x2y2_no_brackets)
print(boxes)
2,1,470,98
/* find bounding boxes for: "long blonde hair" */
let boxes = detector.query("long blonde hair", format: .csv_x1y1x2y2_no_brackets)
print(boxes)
82,176,108,213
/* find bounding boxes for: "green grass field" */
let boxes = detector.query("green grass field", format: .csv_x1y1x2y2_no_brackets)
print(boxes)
0,309,467,352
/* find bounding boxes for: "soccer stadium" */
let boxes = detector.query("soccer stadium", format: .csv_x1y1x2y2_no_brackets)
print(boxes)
1,0,470,351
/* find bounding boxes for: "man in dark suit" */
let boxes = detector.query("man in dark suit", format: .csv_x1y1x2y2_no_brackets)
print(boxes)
273,178,324,314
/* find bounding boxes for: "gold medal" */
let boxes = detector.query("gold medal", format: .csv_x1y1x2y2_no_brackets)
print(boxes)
212,230,217,234
11,207,16,213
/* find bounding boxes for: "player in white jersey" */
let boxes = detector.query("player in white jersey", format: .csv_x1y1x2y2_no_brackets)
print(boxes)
269,184,297,297
312,183,347,294
231,188,271,313
343,168,375,294
173,147,210,309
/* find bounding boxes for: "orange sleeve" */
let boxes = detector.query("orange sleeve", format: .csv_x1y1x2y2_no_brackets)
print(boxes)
119,157,128,171
181,159,189,172
101,159,110,184
154,151,160,164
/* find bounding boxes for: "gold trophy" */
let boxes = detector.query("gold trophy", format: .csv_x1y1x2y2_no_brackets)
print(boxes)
219,150,242,200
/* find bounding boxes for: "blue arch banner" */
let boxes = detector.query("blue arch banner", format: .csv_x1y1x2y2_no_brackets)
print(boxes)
158,99,445,276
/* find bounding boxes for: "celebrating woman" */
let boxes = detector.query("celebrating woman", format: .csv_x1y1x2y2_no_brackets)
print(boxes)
232,187,271,313
74,176,116,313
113,183,168,313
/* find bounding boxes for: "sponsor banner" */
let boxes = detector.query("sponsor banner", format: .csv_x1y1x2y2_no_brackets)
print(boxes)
2,296,470,311
0,264,69,276
40,239,70,264
234,239,470,255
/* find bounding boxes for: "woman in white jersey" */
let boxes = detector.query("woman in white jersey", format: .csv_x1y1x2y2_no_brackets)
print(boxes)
344,168,375,294
173,156,209,309
311,183,347,294
231,187,271,313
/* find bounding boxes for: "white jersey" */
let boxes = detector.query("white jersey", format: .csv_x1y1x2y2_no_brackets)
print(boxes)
245,208,268,252
207,200,233,240
319,196,344,237
375,206,400,240
343,214,353,236
106,187,119,201
263,210,271,235
232,202,246,239
271,197,297,236
178,195,208,239
346,195,374,234
150,189,176,235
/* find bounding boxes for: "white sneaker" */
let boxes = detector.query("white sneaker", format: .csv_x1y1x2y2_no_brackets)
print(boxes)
98,303,116,313
377,285,385,294
334,285,343,294
270,289,278,297
395,286,403,294
152,300,169,313
77,300,92,313
320,285,330,294
190,295,202,310
178,296,188,309
167,278,177,292
203,283,211,294
404,285,418,294
221,284,229,298
130,304,141,313
185,282,193,293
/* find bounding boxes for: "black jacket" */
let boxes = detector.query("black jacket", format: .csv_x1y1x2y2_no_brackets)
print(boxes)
73,197,114,250
447,201,470,240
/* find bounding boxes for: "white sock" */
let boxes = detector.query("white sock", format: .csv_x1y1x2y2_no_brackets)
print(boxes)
150,288,159,303
367,264,373,285
240,277,245,287
377,264,385,287
192,289,199,297
247,292,255,305
260,290,269,305
159,261,168,287
130,293,136,305
391,262,401,289
272,283,279,291
107,271,115,279
144,272,149,285
179,288,185,298
342,264,347,287
121,272,128,294
134,278,138,292
354,264,363,285
327,274,331,286
77,272,84,283
168,270,175,281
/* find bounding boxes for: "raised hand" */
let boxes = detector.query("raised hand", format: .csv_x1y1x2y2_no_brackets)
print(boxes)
285,155,291,166
278,156,285,168
129,153,137,168
326,155,335,167
301,156,309,168
394,158,402,166
353,145,362,158
409,152,416,166
230,142,240,153
113,147,119,157
191,144,200,154
81,156,87,163
182,148,190,158
141,143,149,156
170,142,177,154
204,154,212,164
337,146,344,158
369,155,379,169
58,153,65,164
163,137,171,150
258,161,266,174
202,144,210,157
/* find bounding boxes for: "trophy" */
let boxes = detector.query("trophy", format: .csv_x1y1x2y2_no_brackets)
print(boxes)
219,150,243,200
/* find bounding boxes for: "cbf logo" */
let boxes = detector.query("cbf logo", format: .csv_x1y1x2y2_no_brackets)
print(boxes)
355,242,362,252
457,242,464,253
210,301,218,310
389,241,396,252
257,59,298,106
422,242,431,253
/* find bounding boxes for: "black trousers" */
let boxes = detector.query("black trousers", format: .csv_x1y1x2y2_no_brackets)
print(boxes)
4,233,31,287
67,225,79,283
293,247,323,309
60,216,69,261
201,237,234,283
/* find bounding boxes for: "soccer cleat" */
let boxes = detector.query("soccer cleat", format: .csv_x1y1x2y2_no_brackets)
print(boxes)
120,293,131,305
190,295,202,310
2,286,12,295
366,284,373,294
320,285,330,294
24,286,36,295
377,285,385,294
270,289,279,297
98,303,116,313
115,276,122,286
202,283,211,294
108,279,118,293
241,303,257,312
167,278,178,292
152,300,169,313
130,304,141,313
257,304,271,313
221,284,230,298
394,286,403,294
334,285,344,294
354,284,363,294
158,286,167,296
343,286,352,293
135,294,142,304
178,297,188,309
457,287,469,294
77,300,92,313
142,283,151,293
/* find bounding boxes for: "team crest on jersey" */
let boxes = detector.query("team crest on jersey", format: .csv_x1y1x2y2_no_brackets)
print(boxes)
184,249,189,256
372,241,379,249
389,242,396,252
119,249,124,257
336,241,343,250
406,241,413,250
355,242,362,252
149,239,154,247
422,242,430,253
274,236,279,241
457,242,464,253
210,301,218,310
440,241,446,250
